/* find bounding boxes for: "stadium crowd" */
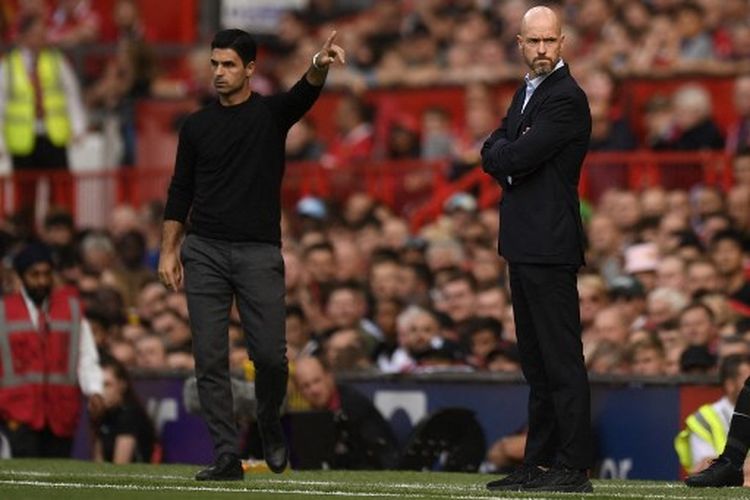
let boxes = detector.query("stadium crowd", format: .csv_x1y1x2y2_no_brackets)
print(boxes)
0,0,750,470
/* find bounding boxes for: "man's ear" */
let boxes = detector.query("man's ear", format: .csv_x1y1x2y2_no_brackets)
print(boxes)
246,60,255,78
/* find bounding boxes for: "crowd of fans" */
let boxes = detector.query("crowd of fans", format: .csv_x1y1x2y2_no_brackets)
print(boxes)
3,0,750,170
1,163,748,383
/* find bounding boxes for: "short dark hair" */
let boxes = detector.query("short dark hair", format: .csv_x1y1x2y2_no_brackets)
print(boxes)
710,229,746,252
211,29,257,65
720,354,750,385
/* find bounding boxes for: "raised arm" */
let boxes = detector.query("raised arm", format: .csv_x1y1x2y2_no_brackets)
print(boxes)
306,30,346,87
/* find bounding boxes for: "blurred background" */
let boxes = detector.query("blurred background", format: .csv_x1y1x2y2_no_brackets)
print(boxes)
0,0,749,481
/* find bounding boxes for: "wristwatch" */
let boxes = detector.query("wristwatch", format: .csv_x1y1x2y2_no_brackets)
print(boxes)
312,52,325,70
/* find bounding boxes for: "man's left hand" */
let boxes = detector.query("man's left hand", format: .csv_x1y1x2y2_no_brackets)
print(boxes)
314,31,346,69
88,394,106,421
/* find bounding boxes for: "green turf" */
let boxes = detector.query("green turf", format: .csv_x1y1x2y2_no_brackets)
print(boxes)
1,460,750,499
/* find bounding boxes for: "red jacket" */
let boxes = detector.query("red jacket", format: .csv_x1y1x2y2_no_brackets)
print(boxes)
0,289,83,437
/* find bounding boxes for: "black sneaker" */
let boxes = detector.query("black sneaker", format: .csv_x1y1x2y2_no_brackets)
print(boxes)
259,418,289,474
522,466,593,493
195,453,243,481
487,464,546,492
685,457,743,487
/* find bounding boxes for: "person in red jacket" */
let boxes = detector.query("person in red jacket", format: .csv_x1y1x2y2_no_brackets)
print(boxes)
0,241,104,457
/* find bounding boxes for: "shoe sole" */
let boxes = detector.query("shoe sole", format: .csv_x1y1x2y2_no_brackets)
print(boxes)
523,481,594,493
486,483,523,492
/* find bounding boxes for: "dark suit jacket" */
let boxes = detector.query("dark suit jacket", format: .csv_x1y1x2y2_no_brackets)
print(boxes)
481,64,591,267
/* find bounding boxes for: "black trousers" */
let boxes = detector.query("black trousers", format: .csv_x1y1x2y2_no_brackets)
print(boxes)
182,234,288,458
0,422,72,458
508,263,592,470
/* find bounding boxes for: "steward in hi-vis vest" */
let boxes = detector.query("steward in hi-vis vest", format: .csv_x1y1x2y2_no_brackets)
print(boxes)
0,14,86,173
0,242,103,458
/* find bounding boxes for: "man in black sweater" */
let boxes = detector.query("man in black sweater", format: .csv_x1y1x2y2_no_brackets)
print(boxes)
158,29,345,481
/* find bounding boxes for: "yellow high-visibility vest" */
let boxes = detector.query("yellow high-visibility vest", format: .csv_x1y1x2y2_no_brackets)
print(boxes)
3,48,72,155
674,403,728,472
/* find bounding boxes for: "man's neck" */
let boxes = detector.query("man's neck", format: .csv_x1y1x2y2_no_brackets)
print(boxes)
219,85,252,106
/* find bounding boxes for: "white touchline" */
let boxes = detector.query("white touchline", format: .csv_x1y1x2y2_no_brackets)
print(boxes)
0,479,490,499
2,479,749,500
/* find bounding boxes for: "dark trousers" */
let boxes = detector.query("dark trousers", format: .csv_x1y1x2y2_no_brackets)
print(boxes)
0,422,72,458
182,234,288,458
12,135,69,216
11,135,69,170
509,263,592,470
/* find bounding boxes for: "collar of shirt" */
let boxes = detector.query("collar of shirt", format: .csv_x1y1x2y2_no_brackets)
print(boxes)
524,58,565,96
21,286,47,329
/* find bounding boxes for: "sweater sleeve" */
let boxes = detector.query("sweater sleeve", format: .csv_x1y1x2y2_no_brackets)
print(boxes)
271,76,324,131
164,120,196,223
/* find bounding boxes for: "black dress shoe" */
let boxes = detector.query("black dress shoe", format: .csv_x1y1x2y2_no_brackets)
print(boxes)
685,456,743,487
486,464,545,492
260,419,288,473
195,453,243,481
522,466,593,493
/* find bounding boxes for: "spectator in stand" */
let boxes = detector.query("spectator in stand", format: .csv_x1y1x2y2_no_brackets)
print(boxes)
93,357,155,464
686,258,723,297
726,185,750,234
323,327,373,373
654,85,724,151
733,149,750,189
420,106,455,160
293,355,399,470
623,242,659,293
710,230,750,310
151,307,191,355
578,274,610,339
675,2,715,63
463,317,504,370
0,14,86,202
385,114,421,160
286,305,317,360
588,98,637,151
322,93,374,168
679,302,719,350
725,76,750,155
368,251,401,303
629,337,666,376
111,230,155,310
656,254,688,292
134,333,167,370
324,281,382,356
476,285,509,324
48,0,100,49
135,280,167,326
609,275,648,331
647,287,690,330
585,214,624,282
437,270,478,329
286,117,324,162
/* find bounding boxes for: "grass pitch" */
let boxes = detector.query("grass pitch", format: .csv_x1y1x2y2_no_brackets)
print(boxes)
1,460,749,500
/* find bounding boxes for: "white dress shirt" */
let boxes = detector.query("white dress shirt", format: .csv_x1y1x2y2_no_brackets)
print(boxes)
521,58,565,113
21,288,103,397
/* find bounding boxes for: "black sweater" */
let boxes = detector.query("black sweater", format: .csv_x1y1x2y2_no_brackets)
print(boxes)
164,76,322,243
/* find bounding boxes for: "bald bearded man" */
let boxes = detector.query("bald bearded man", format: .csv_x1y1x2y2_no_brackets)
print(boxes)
481,6,593,493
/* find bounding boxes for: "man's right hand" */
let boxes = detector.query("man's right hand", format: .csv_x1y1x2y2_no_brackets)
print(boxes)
158,250,183,291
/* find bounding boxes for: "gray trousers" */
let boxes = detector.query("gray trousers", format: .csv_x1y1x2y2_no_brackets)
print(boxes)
181,234,287,458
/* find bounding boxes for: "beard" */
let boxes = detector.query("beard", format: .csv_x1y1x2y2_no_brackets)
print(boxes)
26,286,51,307
531,58,554,76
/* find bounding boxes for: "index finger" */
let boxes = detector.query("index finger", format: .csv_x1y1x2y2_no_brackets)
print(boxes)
323,30,337,49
